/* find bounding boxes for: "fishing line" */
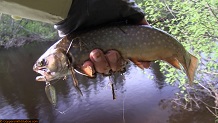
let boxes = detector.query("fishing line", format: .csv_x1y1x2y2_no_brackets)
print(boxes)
45,76,76,114
109,73,127,123
55,102,74,115
122,93,126,123
66,39,74,53
52,38,84,114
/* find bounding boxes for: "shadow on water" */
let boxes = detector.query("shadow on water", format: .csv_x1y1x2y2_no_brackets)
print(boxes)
0,42,214,123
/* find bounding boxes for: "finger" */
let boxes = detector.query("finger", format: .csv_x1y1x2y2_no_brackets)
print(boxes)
105,50,126,72
81,61,95,77
89,49,110,75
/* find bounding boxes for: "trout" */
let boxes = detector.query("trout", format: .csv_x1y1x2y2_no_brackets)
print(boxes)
33,25,198,85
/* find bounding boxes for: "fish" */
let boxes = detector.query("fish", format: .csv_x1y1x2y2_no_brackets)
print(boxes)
45,81,57,106
33,24,198,85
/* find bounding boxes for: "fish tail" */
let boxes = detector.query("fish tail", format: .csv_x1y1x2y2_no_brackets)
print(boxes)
183,53,199,85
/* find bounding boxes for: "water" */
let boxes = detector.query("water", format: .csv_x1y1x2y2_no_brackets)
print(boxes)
0,42,214,123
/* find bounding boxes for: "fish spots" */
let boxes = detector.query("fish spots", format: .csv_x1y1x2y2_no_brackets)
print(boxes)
73,54,78,60
147,43,150,46
170,43,174,47
135,42,139,46
156,34,160,38
152,36,156,40
89,32,94,37
136,37,140,40
137,30,141,34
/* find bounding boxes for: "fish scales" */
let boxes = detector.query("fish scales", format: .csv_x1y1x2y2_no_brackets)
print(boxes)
68,25,184,64
33,25,198,84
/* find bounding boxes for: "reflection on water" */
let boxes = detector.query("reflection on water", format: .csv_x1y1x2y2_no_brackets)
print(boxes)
0,42,213,123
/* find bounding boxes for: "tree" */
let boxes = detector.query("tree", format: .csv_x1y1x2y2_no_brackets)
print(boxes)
0,14,58,48
137,0,218,119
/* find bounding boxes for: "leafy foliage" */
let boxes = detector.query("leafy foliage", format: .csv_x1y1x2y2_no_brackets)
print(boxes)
137,0,218,118
0,14,58,47
137,0,218,85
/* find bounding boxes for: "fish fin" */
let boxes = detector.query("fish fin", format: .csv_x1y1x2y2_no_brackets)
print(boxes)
141,61,151,69
186,54,199,85
130,59,144,69
81,61,96,77
164,57,181,70
81,65,95,77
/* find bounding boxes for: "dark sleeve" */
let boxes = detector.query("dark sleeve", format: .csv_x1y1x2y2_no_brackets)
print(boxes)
119,0,145,23
54,0,145,36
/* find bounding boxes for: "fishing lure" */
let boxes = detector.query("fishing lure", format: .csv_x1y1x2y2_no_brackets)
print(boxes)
66,39,83,96
45,81,57,106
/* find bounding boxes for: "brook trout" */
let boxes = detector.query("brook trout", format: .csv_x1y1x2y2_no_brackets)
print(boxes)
33,25,198,84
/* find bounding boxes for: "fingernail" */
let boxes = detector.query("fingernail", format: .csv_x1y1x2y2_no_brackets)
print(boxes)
91,51,102,62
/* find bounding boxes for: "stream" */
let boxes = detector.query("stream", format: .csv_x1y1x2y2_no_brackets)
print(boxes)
0,42,214,123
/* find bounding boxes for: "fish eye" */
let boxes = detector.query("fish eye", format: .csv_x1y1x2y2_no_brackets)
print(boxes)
37,59,47,67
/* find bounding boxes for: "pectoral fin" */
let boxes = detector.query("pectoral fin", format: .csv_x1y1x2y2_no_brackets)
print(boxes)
81,61,95,77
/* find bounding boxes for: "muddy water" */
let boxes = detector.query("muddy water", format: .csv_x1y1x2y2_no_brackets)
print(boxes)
0,42,214,123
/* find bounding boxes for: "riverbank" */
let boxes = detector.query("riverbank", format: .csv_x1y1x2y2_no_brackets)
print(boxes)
0,34,58,48
0,14,58,48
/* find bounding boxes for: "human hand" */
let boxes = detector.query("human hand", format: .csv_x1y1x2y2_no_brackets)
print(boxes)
81,49,127,77
80,18,151,77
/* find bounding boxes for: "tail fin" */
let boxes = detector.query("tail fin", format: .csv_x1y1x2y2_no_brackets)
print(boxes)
165,54,198,85
185,54,199,85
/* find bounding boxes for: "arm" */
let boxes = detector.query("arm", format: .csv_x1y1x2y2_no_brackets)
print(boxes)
55,0,148,37
0,0,72,24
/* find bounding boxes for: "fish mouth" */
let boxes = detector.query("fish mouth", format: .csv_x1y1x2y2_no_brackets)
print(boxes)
33,66,56,81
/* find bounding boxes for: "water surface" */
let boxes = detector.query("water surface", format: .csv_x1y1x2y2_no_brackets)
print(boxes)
0,42,214,123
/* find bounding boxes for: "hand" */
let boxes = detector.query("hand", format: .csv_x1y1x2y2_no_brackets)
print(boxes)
81,49,127,77
81,18,151,77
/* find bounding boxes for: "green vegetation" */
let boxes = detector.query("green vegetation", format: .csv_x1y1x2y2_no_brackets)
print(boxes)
0,14,58,48
137,0,218,118
0,0,218,119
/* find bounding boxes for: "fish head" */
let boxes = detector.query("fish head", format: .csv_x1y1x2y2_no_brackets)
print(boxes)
33,48,71,82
